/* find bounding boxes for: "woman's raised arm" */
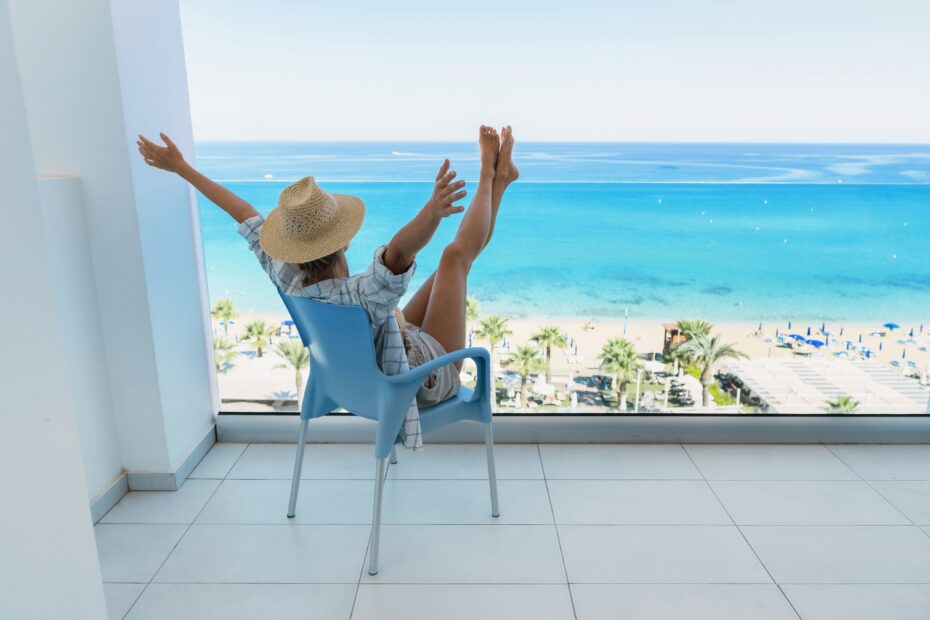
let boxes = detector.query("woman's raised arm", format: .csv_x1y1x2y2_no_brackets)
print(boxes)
137,133,259,223
382,159,467,274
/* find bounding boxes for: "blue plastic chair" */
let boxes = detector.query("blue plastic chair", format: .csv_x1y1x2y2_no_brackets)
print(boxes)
279,292,500,575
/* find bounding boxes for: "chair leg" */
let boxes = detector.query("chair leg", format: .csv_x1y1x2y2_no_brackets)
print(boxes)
390,444,398,465
368,457,389,575
287,418,309,518
485,422,500,517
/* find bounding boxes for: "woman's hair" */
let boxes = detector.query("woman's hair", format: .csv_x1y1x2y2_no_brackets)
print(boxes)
296,249,348,287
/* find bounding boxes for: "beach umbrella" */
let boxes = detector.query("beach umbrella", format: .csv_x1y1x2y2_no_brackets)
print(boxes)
902,349,907,359
826,335,830,346
879,341,884,351
806,326,811,336
806,339,825,348
921,323,924,334
840,326,845,336
789,334,806,341
758,322,763,331
884,322,900,330
281,320,294,326
788,321,792,329
820,322,826,333
909,328,914,338
858,334,863,343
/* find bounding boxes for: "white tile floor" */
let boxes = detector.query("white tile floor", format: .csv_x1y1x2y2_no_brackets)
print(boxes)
97,443,930,620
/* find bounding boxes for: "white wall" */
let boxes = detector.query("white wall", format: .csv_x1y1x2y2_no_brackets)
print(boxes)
38,176,124,502
8,0,216,489
0,1,108,616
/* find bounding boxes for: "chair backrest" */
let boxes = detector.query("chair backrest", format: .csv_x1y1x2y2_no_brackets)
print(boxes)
279,291,384,412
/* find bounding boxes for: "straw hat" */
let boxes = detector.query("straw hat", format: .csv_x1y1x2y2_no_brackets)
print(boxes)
259,176,365,263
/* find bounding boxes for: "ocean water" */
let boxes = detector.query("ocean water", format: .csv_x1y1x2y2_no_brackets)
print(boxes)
195,142,930,321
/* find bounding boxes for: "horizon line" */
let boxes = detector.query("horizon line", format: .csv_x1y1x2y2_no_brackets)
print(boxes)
191,139,930,146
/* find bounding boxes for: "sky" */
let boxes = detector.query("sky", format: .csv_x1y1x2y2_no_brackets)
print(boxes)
180,0,930,142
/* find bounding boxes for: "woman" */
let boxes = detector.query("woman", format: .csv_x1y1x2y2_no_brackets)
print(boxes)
137,126,518,448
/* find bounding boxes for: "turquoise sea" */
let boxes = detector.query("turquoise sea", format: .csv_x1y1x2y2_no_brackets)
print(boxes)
195,143,930,321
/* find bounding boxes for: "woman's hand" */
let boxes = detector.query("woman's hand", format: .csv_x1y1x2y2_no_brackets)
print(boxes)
424,159,467,219
137,133,188,174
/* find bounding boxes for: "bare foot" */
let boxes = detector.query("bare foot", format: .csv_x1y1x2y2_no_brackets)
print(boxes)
496,125,519,184
479,125,499,178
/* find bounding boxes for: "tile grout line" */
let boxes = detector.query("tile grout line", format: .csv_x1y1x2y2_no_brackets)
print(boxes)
537,444,580,620
680,443,805,620
118,442,252,619
824,445,930,541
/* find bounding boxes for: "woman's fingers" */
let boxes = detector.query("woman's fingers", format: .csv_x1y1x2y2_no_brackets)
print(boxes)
444,190,467,205
441,180,466,198
160,132,178,151
435,158,450,182
437,169,457,189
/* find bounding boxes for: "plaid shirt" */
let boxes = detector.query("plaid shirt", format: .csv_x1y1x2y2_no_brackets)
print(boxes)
238,215,422,449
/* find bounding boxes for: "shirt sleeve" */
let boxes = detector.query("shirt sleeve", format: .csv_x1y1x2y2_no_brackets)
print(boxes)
346,244,416,327
237,215,303,292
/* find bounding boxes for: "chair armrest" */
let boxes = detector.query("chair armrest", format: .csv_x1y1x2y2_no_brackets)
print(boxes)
383,347,492,403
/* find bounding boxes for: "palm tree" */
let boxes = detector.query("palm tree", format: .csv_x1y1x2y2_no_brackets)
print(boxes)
211,298,239,335
466,297,480,324
242,320,277,358
531,326,567,384
672,333,747,407
275,340,310,399
475,316,512,407
212,337,237,372
509,345,545,410
599,338,639,410
677,319,713,338
825,395,860,413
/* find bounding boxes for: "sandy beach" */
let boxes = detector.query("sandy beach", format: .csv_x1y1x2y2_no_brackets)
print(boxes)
213,308,930,412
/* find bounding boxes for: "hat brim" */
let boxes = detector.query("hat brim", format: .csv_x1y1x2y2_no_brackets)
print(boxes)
258,194,365,264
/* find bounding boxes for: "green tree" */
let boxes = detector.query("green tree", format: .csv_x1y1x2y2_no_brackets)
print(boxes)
211,298,239,335
466,297,480,324
599,337,639,410
672,333,747,407
509,345,545,410
212,336,237,373
275,340,310,399
530,325,567,384
242,320,277,358
825,395,860,413
475,316,512,407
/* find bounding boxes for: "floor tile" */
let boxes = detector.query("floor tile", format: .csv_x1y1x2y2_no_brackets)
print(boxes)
539,445,700,479
782,584,930,620
101,479,220,524
742,525,930,583
571,584,798,620
125,584,356,619
382,480,552,524
189,443,248,479
197,479,374,524
872,481,930,524
353,585,575,620
103,583,145,620
361,525,565,583
684,445,856,480
559,525,770,583
154,524,369,583
227,443,378,479
829,445,930,480
548,480,730,525
710,481,909,525
388,444,544,479
95,524,188,582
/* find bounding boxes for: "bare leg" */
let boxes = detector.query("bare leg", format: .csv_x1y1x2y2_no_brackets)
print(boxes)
418,127,499,366
404,127,518,327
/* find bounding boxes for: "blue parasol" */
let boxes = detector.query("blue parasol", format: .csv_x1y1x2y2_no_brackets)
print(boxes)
281,320,295,326
806,339,825,348
789,334,806,341
884,322,900,330
806,326,812,336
